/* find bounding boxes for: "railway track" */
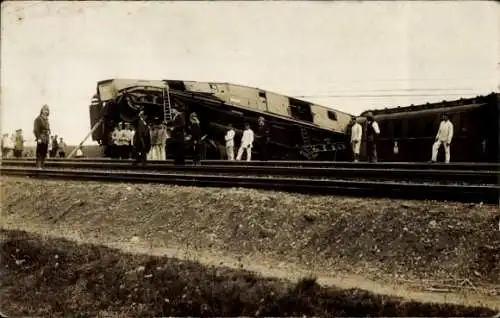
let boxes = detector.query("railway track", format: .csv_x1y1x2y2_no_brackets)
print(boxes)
1,160,499,204
2,159,499,184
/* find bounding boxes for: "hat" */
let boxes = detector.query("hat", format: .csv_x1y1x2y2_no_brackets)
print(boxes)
365,112,374,120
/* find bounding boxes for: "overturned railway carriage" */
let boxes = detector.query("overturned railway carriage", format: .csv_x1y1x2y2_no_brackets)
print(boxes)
89,79,353,160
355,92,499,163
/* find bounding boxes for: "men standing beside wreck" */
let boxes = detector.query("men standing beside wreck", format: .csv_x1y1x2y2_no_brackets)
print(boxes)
133,110,151,166
33,104,51,169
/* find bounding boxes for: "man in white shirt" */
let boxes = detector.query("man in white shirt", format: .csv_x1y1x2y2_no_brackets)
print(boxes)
431,113,454,163
225,124,235,160
350,117,362,162
236,122,254,161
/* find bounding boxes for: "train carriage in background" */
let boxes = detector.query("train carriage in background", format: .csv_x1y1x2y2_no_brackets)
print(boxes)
354,92,499,163
89,78,354,161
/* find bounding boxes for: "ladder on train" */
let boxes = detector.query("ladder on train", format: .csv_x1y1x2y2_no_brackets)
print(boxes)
163,87,173,122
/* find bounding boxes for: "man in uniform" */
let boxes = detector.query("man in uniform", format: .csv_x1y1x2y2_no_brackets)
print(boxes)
33,104,51,169
365,112,380,163
13,129,24,158
236,122,254,161
225,124,235,160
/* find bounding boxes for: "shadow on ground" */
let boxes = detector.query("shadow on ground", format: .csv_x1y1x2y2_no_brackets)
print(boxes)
0,229,496,318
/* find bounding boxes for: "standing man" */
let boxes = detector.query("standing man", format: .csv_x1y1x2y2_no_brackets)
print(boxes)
236,122,254,161
133,110,151,166
33,104,51,169
58,137,66,158
431,113,454,163
256,116,271,161
14,129,24,158
170,108,186,165
189,112,202,165
225,124,235,160
365,112,380,163
350,117,362,162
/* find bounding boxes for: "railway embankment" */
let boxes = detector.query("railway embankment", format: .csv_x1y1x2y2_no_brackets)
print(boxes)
1,176,499,314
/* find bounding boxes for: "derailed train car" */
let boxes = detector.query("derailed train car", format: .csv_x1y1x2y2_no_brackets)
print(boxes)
353,92,499,163
89,79,354,160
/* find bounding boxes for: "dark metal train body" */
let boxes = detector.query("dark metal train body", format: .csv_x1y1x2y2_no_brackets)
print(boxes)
89,79,354,160
353,92,499,163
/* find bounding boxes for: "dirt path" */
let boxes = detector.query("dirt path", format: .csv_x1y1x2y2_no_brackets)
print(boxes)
1,220,499,310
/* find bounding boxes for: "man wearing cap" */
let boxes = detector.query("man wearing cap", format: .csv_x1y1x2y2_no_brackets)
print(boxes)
365,112,380,163
33,104,51,169
170,108,186,165
256,116,271,161
133,110,151,165
189,112,202,165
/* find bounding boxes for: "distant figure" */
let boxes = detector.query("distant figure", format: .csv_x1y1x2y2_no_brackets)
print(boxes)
133,110,151,165
189,112,202,165
236,122,254,161
33,104,51,169
14,129,24,158
1,133,13,158
365,112,380,163
393,141,399,161
350,117,362,162
58,137,66,158
50,135,59,158
225,124,235,160
431,113,454,163
257,116,271,161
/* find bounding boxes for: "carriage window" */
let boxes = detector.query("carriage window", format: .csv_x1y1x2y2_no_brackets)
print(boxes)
327,111,337,121
259,91,266,98
393,120,402,138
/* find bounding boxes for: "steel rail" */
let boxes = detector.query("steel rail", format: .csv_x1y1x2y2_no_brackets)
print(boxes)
2,160,498,185
1,167,499,204
2,158,499,171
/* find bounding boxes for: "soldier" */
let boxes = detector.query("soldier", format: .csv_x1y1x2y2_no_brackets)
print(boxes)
33,104,51,169
350,117,362,162
256,116,271,161
189,112,201,165
236,122,254,161
133,110,151,165
431,113,454,163
365,112,380,163
225,124,235,160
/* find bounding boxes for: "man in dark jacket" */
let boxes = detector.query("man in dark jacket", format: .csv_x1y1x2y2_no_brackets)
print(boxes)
170,108,186,165
33,104,51,169
257,116,271,161
188,112,201,165
133,110,151,165
365,112,380,163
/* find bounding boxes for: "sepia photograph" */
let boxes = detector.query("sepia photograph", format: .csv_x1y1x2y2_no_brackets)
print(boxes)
1,0,499,317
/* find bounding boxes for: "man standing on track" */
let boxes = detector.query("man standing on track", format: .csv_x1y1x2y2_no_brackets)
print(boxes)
256,116,271,161
431,113,454,163
33,104,51,169
170,107,186,165
365,112,380,163
350,117,362,162
236,122,254,161
133,110,151,166
225,124,235,160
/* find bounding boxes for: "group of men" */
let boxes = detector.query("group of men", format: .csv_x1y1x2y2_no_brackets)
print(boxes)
349,112,454,163
224,116,271,161
1,130,24,158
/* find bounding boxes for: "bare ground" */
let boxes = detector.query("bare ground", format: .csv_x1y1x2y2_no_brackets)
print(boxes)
1,176,499,311
0,229,497,317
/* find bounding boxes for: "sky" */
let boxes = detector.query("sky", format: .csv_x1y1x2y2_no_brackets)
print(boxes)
1,1,499,145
